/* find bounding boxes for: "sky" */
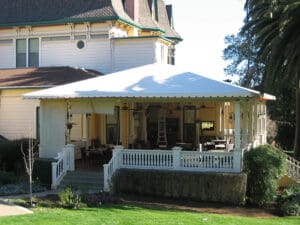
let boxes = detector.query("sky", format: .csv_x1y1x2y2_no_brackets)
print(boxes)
164,0,246,81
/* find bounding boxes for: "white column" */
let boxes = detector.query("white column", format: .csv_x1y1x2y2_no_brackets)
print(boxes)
113,145,123,169
103,164,109,192
233,101,242,173
51,162,57,189
241,102,248,149
66,144,75,171
172,146,182,170
234,101,241,150
39,100,67,158
82,114,88,149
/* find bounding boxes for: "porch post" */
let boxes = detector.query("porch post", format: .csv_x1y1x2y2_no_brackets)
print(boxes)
66,144,75,171
241,102,248,149
113,145,123,170
248,103,253,148
82,114,88,148
233,101,242,172
234,101,241,150
172,146,182,170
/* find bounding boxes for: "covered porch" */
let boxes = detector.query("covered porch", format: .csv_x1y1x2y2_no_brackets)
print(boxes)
23,63,274,189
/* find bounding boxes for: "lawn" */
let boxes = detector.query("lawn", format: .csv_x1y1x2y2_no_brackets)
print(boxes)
0,203,299,225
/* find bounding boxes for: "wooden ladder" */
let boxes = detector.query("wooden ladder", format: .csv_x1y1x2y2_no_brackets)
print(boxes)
157,109,167,148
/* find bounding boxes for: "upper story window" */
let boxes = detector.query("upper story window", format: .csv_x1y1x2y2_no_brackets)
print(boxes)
16,38,39,68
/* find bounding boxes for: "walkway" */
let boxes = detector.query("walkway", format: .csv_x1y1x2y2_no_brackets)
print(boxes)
0,199,32,217
0,190,58,217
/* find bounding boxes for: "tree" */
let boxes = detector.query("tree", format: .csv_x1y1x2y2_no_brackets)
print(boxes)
242,0,300,158
223,32,264,88
21,138,37,206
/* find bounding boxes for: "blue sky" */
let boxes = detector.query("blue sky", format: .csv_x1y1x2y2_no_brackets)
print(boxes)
164,0,246,80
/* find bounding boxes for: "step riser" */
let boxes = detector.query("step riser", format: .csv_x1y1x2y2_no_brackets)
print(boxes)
58,171,104,191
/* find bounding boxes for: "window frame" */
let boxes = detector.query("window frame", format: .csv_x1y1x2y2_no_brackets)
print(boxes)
16,38,39,68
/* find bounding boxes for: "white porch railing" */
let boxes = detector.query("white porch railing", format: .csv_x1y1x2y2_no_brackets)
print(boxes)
285,154,300,182
51,144,75,189
103,146,243,191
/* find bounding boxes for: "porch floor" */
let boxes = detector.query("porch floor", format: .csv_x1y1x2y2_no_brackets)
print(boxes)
75,153,111,172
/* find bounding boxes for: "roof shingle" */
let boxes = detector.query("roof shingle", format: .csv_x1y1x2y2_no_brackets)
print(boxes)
0,0,181,40
0,67,103,88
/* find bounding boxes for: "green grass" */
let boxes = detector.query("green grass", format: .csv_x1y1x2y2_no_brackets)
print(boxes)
0,203,299,225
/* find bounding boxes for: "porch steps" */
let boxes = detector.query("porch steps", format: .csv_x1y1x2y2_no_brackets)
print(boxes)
58,171,104,193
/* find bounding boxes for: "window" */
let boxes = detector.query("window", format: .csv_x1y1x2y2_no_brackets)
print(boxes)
29,38,39,67
161,45,165,62
201,121,214,131
16,39,26,67
16,38,39,68
168,45,175,65
106,107,120,144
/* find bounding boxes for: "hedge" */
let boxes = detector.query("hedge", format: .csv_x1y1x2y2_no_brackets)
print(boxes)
33,158,57,188
112,169,247,205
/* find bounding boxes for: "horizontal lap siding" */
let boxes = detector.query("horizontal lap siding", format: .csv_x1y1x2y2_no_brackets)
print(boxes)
0,90,39,139
0,43,15,68
70,114,82,141
113,39,155,72
41,39,111,74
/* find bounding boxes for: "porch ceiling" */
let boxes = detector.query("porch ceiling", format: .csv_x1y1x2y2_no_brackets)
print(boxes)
23,63,275,101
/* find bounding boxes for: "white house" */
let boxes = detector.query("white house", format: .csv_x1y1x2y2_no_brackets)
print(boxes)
0,0,181,139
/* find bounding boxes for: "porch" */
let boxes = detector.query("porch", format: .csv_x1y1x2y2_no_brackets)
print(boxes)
23,64,275,190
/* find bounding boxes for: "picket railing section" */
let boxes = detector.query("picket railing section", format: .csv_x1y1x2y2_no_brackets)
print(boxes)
121,150,174,169
103,146,242,191
181,151,234,171
51,144,75,189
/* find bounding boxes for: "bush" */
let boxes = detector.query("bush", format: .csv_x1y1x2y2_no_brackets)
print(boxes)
33,158,56,188
58,186,81,209
113,169,247,205
0,139,38,174
243,145,285,206
83,192,120,207
0,171,18,185
278,185,300,216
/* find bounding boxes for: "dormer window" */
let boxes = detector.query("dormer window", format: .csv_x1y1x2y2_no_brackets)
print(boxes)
16,38,39,68
151,0,158,21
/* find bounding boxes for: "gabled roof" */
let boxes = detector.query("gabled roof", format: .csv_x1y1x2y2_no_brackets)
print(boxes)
0,0,181,40
0,67,103,89
23,63,275,100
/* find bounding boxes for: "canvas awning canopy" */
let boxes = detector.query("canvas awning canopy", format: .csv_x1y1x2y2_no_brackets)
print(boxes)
23,63,275,101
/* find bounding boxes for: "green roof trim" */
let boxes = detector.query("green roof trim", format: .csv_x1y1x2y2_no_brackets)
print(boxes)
111,35,171,43
0,15,181,42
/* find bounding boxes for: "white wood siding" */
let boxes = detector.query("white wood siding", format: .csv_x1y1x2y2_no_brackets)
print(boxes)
112,39,156,72
41,39,111,74
70,114,82,141
0,90,39,139
0,42,15,68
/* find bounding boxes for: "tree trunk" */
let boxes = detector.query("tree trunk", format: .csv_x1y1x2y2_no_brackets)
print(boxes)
294,73,300,159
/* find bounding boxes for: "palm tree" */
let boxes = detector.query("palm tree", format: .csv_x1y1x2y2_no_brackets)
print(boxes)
243,0,300,158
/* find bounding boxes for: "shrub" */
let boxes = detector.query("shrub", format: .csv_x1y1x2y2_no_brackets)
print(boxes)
33,158,57,188
83,192,120,207
278,185,300,216
0,139,38,174
0,171,17,185
243,145,285,206
113,169,247,205
58,186,81,209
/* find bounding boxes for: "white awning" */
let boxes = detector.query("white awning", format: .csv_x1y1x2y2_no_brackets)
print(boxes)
69,100,114,114
23,63,276,101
